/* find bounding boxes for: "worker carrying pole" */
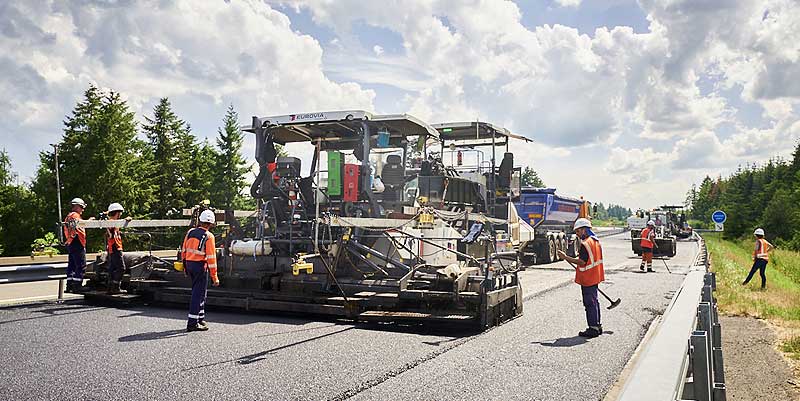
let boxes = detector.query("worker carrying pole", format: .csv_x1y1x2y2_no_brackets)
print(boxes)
742,228,774,290
181,210,220,332
64,198,89,293
557,218,606,338
105,203,130,294
639,220,656,273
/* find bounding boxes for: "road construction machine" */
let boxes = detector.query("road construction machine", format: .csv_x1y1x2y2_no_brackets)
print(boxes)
628,206,678,257
82,111,524,329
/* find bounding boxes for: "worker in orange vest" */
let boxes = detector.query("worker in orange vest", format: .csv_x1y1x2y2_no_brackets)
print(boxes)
639,220,656,272
742,228,774,290
181,210,220,332
105,203,130,294
64,198,88,293
558,218,606,338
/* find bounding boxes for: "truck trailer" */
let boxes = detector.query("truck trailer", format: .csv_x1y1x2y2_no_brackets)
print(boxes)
513,188,590,265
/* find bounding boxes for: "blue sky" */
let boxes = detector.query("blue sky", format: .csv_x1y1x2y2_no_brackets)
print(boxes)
0,0,798,209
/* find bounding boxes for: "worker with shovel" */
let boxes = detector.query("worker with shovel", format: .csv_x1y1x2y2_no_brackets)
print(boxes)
558,218,606,338
639,220,656,272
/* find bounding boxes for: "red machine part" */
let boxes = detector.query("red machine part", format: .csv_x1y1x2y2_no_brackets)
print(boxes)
343,164,360,202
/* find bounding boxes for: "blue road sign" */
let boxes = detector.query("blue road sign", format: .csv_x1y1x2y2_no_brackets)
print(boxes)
712,210,727,224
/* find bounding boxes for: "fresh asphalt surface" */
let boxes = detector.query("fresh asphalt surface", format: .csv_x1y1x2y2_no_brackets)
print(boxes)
0,232,697,401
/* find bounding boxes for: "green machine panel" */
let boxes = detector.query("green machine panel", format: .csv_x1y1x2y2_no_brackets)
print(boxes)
327,151,343,196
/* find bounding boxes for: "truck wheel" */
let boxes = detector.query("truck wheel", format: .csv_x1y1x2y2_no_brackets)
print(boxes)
559,237,567,259
568,239,579,258
547,238,556,263
670,240,677,257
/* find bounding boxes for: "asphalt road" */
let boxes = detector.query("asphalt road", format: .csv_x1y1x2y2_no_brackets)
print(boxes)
0,232,697,401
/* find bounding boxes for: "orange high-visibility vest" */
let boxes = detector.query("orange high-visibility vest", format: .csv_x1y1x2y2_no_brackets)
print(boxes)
106,227,123,254
64,211,86,247
755,238,770,261
575,237,605,287
181,227,218,282
640,227,654,248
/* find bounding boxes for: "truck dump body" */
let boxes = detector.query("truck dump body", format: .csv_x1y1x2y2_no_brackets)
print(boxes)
515,188,583,228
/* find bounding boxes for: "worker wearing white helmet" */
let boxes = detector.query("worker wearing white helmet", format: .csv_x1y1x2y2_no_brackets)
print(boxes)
181,209,220,332
104,202,131,294
742,228,774,290
558,218,606,338
639,220,657,273
64,197,89,293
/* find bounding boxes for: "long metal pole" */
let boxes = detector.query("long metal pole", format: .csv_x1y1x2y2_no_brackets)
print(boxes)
52,144,64,302
314,139,321,253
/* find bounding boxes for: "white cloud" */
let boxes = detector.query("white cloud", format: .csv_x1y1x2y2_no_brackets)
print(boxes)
554,0,582,8
2,0,800,210
0,0,375,179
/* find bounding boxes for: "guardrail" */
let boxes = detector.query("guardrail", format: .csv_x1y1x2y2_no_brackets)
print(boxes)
0,263,68,284
617,234,727,401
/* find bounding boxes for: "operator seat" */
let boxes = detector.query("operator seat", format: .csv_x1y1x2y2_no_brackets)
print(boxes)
381,154,404,205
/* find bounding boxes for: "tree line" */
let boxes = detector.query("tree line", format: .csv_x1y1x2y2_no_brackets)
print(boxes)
684,142,800,249
0,85,252,256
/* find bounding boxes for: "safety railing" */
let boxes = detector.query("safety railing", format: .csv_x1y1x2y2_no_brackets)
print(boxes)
0,263,68,284
617,234,727,401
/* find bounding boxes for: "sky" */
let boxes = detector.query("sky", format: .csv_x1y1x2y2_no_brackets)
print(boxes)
0,0,798,210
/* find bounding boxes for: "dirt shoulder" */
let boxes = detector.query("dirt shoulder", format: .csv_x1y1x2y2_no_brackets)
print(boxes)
722,316,800,400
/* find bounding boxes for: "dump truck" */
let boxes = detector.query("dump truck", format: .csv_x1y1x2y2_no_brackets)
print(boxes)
82,111,524,330
513,188,591,265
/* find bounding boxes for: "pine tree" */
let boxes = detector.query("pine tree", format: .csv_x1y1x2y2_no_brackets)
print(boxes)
31,85,148,252
211,104,250,209
142,98,192,218
520,166,545,187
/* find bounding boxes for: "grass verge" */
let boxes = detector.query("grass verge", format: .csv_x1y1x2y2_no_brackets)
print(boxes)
706,233,800,361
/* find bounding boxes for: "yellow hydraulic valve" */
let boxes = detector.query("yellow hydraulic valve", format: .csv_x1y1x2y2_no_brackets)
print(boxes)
292,256,314,276
418,211,434,228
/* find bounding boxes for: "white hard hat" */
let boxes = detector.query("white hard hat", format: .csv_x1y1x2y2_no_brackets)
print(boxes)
574,218,592,230
754,228,765,236
70,198,87,208
199,210,216,224
647,220,655,226
108,203,124,213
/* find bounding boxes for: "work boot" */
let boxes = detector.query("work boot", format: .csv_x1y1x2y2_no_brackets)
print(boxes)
647,267,654,273
578,327,601,338
639,264,645,272
65,281,74,293
187,324,209,332
198,320,208,329
107,281,121,295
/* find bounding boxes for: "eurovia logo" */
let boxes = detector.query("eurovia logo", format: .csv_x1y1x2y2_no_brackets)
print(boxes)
289,113,324,121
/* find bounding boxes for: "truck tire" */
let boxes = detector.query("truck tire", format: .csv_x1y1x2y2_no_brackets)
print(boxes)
568,238,579,257
559,237,567,259
546,238,556,263
670,239,677,257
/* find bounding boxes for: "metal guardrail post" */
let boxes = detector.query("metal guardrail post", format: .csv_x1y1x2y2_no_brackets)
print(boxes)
691,330,712,401
57,279,64,303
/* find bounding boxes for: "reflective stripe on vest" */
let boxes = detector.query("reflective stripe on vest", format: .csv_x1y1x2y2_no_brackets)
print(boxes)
575,237,605,287
756,239,769,260
640,227,654,248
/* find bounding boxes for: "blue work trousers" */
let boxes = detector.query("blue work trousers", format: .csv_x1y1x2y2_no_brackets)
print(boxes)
186,261,208,327
581,285,601,328
743,258,768,288
66,240,86,282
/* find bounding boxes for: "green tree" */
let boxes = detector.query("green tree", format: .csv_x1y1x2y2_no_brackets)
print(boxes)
520,166,545,187
32,86,150,252
210,104,250,209
0,150,47,256
142,98,194,218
